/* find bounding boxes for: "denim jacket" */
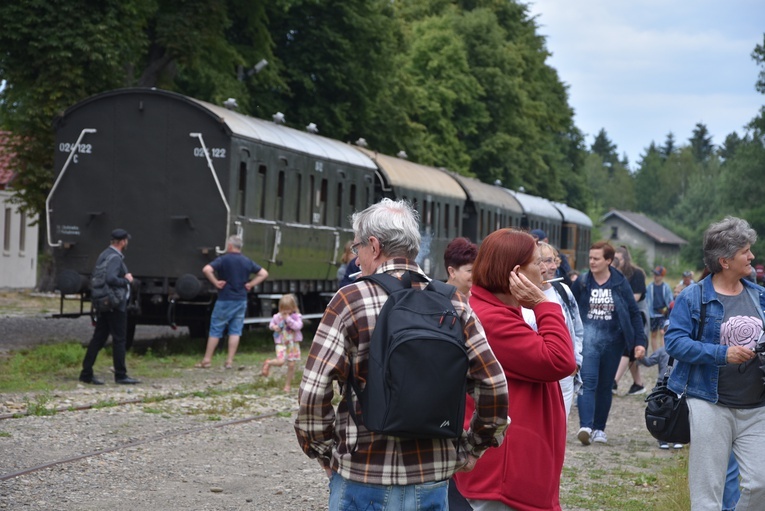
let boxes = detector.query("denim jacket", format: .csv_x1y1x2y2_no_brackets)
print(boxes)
645,281,673,319
572,267,647,352
665,275,765,402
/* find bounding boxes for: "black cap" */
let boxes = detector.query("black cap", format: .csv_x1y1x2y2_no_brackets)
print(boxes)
111,228,131,240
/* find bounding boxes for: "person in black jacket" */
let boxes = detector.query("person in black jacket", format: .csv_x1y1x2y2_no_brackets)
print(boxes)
79,229,140,385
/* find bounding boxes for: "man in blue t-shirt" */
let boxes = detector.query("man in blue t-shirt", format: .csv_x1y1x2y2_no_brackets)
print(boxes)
196,235,268,369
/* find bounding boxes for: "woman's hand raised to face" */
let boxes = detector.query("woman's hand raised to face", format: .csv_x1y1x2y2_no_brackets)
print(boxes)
508,268,548,309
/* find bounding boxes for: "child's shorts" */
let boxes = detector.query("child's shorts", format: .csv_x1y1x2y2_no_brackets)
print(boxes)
276,341,301,362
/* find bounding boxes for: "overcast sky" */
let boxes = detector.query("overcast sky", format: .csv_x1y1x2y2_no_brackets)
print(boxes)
527,0,764,167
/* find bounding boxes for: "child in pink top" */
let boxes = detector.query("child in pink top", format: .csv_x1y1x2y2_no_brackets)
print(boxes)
262,294,303,392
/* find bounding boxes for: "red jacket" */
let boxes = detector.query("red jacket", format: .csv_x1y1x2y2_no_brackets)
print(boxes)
455,285,576,511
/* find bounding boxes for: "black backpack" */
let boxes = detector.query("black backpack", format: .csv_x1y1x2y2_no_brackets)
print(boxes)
90,252,122,313
347,271,468,439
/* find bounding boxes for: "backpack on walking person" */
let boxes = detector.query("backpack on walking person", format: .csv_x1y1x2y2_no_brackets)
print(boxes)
346,271,469,439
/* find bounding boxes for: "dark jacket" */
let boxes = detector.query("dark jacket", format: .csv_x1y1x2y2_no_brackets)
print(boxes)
94,246,130,312
572,266,647,352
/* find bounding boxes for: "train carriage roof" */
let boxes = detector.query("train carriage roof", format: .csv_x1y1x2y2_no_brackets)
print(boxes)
192,98,377,170
505,189,562,220
60,88,377,170
355,148,466,200
551,201,593,227
443,171,523,213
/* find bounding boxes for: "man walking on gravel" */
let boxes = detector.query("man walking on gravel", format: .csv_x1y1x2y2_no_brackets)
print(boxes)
294,198,509,511
79,229,140,385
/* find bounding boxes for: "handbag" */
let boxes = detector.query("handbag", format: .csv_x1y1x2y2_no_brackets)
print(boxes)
644,282,706,444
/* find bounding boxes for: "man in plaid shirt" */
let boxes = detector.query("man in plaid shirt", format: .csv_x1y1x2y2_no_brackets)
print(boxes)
295,198,509,510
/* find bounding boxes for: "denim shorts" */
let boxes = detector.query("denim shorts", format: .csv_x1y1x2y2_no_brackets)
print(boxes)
209,300,247,337
328,472,448,511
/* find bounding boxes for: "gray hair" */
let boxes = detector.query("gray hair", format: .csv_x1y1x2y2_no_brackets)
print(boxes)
352,198,420,260
703,216,757,273
228,235,244,250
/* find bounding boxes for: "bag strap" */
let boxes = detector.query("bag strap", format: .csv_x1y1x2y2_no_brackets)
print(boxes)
667,281,706,369
551,281,574,314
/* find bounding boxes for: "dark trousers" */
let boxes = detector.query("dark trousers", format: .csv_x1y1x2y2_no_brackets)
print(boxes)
80,309,128,380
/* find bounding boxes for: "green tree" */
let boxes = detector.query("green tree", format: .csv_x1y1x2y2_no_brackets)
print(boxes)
590,129,619,166
255,0,400,143
634,143,664,215
689,122,714,164
719,132,743,161
660,132,676,159
583,152,635,214
753,33,765,94
0,0,271,214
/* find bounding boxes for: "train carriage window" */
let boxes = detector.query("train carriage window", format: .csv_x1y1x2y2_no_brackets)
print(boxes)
431,202,438,237
611,226,618,239
350,184,357,218
444,204,450,238
3,208,10,252
336,183,343,227
317,178,328,225
423,199,431,234
257,165,267,219
309,175,316,222
238,162,247,216
276,171,285,221
295,174,302,222
454,205,460,234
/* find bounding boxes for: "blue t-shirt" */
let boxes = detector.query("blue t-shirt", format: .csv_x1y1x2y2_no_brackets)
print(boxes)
583,278,623,347
210,252,263,301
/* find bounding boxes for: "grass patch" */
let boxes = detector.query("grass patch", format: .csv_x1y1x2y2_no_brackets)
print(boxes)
561,451,688,510
24,393,56,416
0,328,284,393
0,431,11,437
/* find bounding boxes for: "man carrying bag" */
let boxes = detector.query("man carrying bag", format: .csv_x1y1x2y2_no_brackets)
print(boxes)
79,228,140,385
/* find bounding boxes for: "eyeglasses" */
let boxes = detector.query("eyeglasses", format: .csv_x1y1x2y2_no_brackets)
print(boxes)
541,257,555,265
350,241,364,256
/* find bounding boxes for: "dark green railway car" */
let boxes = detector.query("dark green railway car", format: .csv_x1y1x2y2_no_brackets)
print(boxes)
47,88,376,335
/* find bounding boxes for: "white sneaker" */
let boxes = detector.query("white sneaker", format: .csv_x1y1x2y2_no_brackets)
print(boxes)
659,442,669,450
577,427,592,445
592,430,608,443
672,443,684,449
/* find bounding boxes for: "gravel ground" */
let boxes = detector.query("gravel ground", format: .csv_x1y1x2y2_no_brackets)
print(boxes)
0,305,682,511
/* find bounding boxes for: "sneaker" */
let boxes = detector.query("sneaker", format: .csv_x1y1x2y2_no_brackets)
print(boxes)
659,442,670,450
577,427,592,445
673,443,684,449
592,430,608,443
612,381,618,395
627,383,646,395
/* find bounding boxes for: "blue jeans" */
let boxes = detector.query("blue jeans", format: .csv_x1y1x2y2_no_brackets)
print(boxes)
578,336,624,431
723,452,740,511
328,472,448,511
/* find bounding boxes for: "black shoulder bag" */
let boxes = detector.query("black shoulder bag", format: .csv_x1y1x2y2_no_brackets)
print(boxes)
644,282,706,444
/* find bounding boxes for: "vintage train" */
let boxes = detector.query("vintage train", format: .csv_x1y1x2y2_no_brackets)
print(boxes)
46,88,592,338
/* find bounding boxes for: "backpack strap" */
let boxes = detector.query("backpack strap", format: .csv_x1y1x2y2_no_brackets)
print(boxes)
551,281,574,314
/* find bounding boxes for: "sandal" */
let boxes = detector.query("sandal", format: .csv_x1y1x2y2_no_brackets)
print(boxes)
261,361,270,377
224,364,233,370
194,361,211,369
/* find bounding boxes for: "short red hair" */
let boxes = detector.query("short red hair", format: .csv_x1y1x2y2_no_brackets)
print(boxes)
473,229,537,294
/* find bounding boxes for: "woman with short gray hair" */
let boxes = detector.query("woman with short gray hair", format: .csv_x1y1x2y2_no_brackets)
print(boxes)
665,215,765,510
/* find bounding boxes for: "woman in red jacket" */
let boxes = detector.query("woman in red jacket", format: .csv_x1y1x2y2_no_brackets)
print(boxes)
454,229,576,511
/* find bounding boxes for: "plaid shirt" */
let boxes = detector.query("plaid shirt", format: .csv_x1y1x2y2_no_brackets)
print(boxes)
295,258,509,485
